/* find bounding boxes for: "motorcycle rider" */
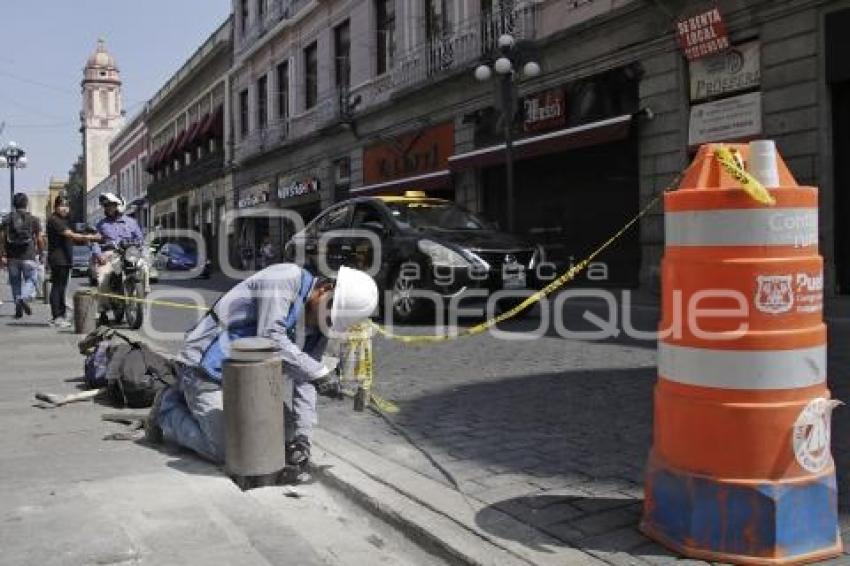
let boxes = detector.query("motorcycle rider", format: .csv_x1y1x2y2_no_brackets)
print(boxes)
92,192,144,325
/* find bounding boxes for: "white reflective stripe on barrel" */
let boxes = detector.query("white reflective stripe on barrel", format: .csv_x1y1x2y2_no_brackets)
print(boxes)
658,342,826,389
665,208,817,247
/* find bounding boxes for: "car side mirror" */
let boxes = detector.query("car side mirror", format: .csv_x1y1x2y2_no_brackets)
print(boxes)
361,221,388,238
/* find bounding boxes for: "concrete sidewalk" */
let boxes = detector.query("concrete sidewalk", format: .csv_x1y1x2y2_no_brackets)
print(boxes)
0,292,446,566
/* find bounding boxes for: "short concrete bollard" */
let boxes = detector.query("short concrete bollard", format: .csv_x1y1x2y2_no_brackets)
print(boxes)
73,290,97,334
223,337,285,490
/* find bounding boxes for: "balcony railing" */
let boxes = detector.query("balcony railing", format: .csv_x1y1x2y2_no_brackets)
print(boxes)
147,150,225,203
234,87,351,163
391,4,541,93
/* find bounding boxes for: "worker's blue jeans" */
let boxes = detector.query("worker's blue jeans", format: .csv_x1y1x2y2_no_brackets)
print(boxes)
7,259,37,303
157,364,317,464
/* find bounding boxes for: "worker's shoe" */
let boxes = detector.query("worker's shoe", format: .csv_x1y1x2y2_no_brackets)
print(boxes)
144,388,166,444
311,375,343,399
286,435,311,467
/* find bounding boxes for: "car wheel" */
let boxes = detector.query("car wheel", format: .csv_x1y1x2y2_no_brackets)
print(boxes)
389,264,432,324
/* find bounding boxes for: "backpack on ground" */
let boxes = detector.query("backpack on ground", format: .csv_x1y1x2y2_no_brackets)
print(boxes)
6,211,33,247
79,328,176,408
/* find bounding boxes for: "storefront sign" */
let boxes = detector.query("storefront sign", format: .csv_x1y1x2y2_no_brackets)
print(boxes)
278,177,319,200
676,6,730,61
523,89,566,133
237,181,271,208
690,41,760,102
688,91,762,146
363,122,454,184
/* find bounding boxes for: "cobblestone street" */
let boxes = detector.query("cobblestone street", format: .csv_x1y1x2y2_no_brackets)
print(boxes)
320,297,850,565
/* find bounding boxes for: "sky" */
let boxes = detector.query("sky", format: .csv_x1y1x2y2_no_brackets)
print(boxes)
0,0,232,212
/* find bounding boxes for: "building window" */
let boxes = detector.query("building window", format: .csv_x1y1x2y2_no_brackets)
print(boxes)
257,74,268,130
240,0,249,36
277,60,289,121
426,0,449,41
304,42,318,110
257,0,265,21
334,20,351,90
239,88,250,138
376,0,395,76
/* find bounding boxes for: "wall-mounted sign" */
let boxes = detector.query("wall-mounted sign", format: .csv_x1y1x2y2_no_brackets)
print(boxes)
676,6,730,61
278,177,319,200
690,41,760,102
523,89,567,133
237,181,271,208
688,91,762,146
363,122,454,184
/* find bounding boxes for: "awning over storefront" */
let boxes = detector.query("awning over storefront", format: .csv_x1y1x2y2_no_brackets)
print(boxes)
198,106,224,142
448,113,634,171
351,169,452,195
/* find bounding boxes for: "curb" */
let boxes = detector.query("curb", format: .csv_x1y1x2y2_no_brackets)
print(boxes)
311,429,602,566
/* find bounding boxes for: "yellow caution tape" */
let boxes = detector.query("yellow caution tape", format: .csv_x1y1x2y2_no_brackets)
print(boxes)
714,145,777,206
85,290,210,312
338,323,399,413
372,188,667,344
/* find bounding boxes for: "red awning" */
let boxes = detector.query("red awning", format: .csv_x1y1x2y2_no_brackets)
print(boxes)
160,134,183,164
448,113,633,171
198,106,224,141
183,116,207,150
145,147,163,172
351,170,452,196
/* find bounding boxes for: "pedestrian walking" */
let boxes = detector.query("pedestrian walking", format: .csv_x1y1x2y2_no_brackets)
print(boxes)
147,264,378,470
46,194,100,327
0,193,44,319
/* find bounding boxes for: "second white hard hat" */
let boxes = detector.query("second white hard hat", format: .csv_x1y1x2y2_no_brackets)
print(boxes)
331,266,378,332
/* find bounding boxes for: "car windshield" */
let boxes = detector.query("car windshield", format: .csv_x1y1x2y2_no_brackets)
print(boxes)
385,202,490,231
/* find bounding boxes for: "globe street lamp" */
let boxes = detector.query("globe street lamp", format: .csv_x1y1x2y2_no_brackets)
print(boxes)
0,141,28,210
474,34,539,233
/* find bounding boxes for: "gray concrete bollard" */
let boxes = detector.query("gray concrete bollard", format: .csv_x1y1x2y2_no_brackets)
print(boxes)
223,337,285,490
73,290,97,334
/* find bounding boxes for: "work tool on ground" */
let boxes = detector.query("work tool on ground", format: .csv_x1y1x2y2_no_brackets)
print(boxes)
34,388,103,408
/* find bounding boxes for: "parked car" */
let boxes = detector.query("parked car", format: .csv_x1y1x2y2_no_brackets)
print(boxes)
152,240,211,278
71,245,91,277
284,191,543,323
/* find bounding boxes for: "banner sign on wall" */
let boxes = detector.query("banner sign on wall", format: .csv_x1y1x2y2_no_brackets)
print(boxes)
688,91,762,146
690,41,761,102
676,6,730,61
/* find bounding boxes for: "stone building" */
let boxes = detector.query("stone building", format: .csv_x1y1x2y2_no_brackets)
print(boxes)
109,112,150,230
224,0,849,294
145,17,232,266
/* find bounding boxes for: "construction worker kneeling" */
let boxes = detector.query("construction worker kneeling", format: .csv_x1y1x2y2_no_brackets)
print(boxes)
146,264,378,469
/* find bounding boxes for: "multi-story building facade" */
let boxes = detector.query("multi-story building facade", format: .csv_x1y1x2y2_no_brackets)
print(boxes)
145,17,232,265
109,111,150,230
226,0,850,295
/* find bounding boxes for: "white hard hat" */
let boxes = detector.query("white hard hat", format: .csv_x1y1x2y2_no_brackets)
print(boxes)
330,266,378,332
99,192,126,213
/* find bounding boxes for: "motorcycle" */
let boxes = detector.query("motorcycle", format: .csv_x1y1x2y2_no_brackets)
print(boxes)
106,242,148,330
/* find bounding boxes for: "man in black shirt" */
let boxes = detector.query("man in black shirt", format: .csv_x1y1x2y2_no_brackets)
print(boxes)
46,194,99,327
0,193,44,318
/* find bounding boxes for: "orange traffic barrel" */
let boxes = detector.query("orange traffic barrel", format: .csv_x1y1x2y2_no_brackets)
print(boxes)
640,143,841,564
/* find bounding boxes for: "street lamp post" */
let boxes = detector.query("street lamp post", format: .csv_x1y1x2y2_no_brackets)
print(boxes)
0,141,29,210
475,34,539,233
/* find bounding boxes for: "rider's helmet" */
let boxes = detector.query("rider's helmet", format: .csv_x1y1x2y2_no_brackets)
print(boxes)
99,192,126,213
